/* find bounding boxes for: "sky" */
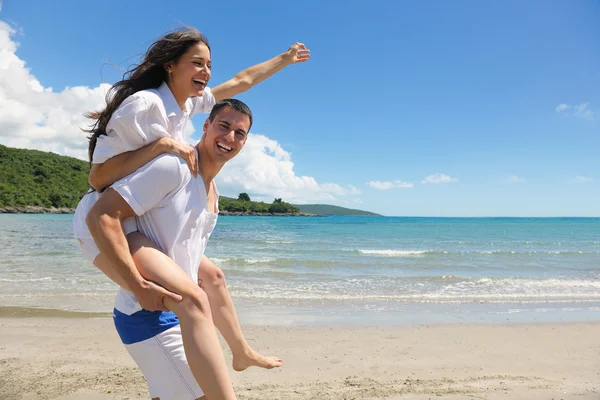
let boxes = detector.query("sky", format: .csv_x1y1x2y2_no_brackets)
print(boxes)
0,0,599,216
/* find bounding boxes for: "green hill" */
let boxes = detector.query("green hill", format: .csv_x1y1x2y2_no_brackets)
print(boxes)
293,203,380,216
0,144,90,208
0,145,380,216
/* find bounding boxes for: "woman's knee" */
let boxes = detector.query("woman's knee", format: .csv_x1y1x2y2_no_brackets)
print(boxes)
176,285,212,320
199,262,226,288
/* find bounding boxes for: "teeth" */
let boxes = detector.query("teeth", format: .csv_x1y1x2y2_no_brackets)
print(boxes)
193,79,206,85
217,142,232,152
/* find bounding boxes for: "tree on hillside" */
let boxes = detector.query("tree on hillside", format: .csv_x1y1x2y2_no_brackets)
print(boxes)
238,193,251,202
269,198,300,214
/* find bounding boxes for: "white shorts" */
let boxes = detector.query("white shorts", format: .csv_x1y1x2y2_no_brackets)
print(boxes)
124,325,204,400
75,218,139,264
74,190,140,239
77,238,101,263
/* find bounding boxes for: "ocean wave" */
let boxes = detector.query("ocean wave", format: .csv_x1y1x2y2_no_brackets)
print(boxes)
206,256,277,265
208,257,231,264
230,290,600,303
244,257,276,264
228,276,600,303
355,249,598,257
0,277,53,283
466,277,600,289
358,249,434,256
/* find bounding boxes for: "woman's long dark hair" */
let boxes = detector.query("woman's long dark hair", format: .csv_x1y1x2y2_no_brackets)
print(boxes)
85,27,210,162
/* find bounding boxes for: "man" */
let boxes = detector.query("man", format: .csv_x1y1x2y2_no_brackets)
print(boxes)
87,99,251,400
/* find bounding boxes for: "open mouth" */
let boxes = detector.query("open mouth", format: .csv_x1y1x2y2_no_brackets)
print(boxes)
192,79,206,88
216,141,232,153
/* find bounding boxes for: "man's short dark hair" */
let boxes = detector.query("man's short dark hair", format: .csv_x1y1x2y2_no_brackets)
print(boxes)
208,99,253,130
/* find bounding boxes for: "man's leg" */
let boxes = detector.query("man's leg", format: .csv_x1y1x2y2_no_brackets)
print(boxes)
87,239,233,398
92,236,280,371
128,232,236,400
198,255,282,371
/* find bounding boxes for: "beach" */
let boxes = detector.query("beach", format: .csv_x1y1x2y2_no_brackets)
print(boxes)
1,312,598,400
2,215,600,399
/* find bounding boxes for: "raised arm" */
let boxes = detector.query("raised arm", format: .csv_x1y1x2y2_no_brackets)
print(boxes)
211,42,310,102
89,137,197,191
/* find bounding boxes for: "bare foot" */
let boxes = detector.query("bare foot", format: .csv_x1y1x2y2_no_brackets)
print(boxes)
232,349,283,371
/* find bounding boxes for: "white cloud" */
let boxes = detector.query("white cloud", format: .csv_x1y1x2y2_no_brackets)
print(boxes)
555,103,594,119
0,20,361,204
555,104,569,112
367,180,413,190
506,175,526,183
0,20,110,160
573,175,593,183
216,134,361,203
421,173,458,184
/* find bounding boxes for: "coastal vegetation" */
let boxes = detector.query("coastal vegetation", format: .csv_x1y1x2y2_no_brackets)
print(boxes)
0,145,379,216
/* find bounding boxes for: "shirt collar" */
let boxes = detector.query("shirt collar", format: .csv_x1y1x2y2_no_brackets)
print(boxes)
157,81,189,117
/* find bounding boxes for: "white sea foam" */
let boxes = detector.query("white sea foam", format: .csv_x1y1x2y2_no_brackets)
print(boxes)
244,257,276,264
0,277,53,282
358,249,431,256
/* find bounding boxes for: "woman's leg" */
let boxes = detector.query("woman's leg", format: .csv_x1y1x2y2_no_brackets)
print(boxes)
94,248,282,372
93,253,130,291
126,232,236,400
197,255,282,371
91,228,280,378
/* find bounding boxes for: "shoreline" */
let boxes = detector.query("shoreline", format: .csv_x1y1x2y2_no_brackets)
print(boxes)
0,206,320,216
0,306,112,319
0,206,75,214
4,303,600,326
2,305,599,328
218,211,320,217
1,317,597,399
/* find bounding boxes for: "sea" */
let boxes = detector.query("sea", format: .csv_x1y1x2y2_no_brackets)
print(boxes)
1,214,599,326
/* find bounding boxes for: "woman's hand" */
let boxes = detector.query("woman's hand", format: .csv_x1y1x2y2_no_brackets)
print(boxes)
283,43,311,65
159,137,198,177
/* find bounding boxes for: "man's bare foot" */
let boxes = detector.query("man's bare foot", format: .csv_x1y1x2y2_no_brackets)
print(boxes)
232,349,282,371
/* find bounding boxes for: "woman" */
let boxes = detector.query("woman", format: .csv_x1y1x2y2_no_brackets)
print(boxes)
74,27,309,399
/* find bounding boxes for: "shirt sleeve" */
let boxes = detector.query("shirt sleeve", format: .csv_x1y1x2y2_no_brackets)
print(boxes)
190,86,216,117
111,154,189,216
92,94,170,164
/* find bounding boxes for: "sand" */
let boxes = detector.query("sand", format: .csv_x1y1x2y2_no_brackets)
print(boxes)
0,316,598,399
